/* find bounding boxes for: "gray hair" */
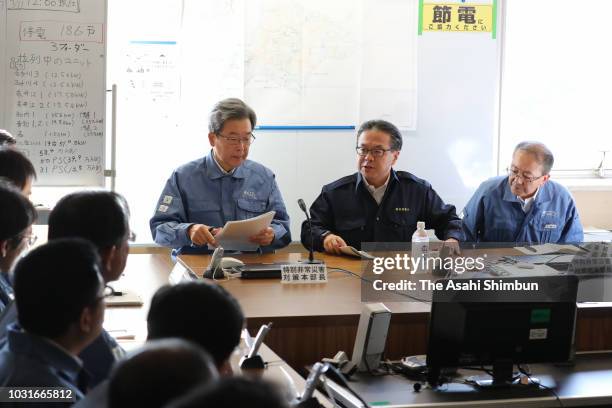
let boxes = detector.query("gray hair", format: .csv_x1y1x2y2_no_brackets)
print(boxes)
356,120,403,151
513,141,555,174
208,98,257,134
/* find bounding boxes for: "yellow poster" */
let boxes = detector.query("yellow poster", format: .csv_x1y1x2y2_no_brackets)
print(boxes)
421,3,494,34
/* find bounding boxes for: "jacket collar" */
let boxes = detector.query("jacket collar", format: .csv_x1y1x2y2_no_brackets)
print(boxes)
355,168,399,194
204,150,246,180
7,324,83,384
502,176,553,205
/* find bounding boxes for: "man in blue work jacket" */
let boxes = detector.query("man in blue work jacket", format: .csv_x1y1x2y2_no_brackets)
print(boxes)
462,141,583,243
0,239,105,402
150,98,291,255
301,120,463,253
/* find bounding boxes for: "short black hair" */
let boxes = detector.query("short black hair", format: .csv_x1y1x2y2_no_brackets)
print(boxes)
167,377,289,408
48,191,130,249
147,281,244,367
0,147,37,191
109,338,218,408
0,181,36,245
13,238,103,338
0,129,16,146
513,141,555,175
356,119,403,151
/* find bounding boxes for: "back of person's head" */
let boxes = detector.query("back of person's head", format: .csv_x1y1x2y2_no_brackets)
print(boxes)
0,181,37,272
109,338,218,408
0,147,36,194
0,181,36,243
13,238,103,339
166,377,289,408
0,129,16,147
147,281,244,368
49,191,130,249
48,191,131,282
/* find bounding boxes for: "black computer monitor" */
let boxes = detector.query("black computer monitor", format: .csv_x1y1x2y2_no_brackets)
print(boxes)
426,275,578,388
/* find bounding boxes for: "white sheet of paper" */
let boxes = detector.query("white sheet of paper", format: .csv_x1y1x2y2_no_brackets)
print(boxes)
213,211,275,251
339,246,376,260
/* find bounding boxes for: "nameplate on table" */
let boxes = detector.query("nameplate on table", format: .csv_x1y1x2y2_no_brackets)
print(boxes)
281,264,327,284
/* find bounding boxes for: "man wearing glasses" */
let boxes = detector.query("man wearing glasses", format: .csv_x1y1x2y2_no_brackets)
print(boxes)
150,98,291,255
301,119,463,254
462,141,583,243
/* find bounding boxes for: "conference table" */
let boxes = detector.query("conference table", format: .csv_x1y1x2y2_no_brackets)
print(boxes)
102,253,333,407
173,250,612,374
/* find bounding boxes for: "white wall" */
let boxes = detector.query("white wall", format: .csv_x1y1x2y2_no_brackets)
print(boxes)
250,29,502,240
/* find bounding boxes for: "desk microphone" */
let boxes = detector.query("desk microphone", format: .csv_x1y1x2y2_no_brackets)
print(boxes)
298,199,323,264
203,247,224,279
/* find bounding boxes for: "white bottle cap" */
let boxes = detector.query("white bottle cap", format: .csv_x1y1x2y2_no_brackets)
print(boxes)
417,221,425,230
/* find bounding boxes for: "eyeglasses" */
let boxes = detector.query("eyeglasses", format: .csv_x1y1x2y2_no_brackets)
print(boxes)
23,233,37,247
506,167,544,183
216,132,256,146
356,147,394,157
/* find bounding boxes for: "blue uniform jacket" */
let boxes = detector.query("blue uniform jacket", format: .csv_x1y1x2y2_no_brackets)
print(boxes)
301,170,464,251
0,301,122,388
150,151,291,254
461,176,584,243
0,325,86,406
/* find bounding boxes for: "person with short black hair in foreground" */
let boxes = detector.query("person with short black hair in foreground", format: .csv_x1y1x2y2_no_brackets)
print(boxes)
166,377,288,408
147,281,244,375
0,147,37,198
0,181,36,313
108,338,218,408
0,239,105,405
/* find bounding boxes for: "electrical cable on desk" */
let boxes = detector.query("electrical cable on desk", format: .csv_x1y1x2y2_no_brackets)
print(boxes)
518,365,565,408
327,267,432,304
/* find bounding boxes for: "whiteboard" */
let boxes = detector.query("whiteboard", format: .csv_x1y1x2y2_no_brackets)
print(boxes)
1,0,107,186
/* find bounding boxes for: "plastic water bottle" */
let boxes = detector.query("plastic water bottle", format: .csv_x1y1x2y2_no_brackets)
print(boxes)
411,221,429,273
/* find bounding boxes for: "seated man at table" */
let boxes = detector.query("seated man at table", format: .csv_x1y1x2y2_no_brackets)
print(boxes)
147,281,244,375
48,191,133,386
108,339,218,408
0,147,37,198
149,98,291,256
0,239,105,402
462,141,583,243
301,119,463,254
0,182,36,314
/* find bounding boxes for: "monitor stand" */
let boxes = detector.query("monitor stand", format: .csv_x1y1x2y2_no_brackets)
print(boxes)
473,362,539,388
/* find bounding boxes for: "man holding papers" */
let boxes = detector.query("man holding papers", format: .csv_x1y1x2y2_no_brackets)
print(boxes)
150,98,291,255
301,120,463,254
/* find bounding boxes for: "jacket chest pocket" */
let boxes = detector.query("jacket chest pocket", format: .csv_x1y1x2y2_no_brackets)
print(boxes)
237,198,267,218
535,211,562,242
385,210,417,240
188,200,222,224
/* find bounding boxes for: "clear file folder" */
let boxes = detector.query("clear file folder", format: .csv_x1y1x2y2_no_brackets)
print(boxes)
213,211,276,251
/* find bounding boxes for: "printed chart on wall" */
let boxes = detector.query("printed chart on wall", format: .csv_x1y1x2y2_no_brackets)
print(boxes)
178,0,418,131
1,0,107,186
